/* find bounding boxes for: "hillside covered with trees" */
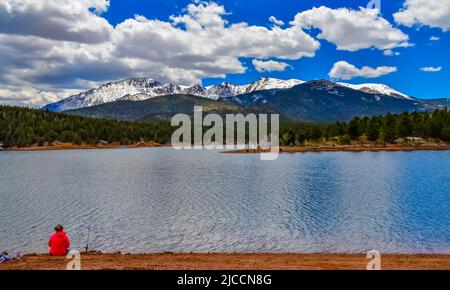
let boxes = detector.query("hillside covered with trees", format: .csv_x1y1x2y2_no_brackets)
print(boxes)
1,105,449,149
0,106,172,148
281,109,450,146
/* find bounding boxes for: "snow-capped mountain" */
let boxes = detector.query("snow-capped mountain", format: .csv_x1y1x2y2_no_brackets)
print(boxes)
203,78,304,100
44,78,204,112
337,83,413,100
204,82,248,100
245,78,304,92
43,76,415,112
67,78,449,123
44,77,305,112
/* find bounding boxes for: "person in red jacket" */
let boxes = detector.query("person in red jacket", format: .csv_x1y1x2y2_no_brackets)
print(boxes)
48,225,70,256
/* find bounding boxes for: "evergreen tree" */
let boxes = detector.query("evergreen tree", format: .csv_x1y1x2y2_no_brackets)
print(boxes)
441,126,450,142
396,113,413,138
383,113,397,143
366,117,381,141
348,117,361,140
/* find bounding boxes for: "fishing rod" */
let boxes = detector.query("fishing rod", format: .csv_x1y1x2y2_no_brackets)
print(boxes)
84,222,91,253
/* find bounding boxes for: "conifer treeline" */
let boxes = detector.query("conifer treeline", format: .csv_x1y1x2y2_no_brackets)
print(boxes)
280,109,450,145
1,105,449,148
0,106,172,147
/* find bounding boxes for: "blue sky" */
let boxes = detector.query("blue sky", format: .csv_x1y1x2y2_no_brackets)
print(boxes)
0,0,448,105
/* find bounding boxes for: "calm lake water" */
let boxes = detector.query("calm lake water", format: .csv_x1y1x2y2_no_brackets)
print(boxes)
0,148,449,254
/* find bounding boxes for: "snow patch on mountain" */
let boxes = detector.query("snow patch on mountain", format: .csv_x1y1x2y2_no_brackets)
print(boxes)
338,82,413,100
204,82,249,100
245,78,304,92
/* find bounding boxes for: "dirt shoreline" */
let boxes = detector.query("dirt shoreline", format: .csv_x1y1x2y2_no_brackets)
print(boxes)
1,142,166,152
222,145,450,154
1,253,450,270
3,143,450,153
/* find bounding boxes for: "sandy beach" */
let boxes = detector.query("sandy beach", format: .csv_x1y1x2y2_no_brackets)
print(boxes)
1,253,450,270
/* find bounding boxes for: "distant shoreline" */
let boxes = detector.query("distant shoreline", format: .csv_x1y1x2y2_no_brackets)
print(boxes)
222,144,450,154
1,253,450,270
3,143,450,153
0,142,167,152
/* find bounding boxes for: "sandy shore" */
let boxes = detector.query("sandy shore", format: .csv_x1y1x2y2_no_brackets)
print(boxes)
4,142,450,153
222,144,450,154
1,253,450,270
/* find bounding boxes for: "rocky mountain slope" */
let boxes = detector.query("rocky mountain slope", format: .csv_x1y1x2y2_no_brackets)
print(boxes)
65,80,448,122
44,77,304,112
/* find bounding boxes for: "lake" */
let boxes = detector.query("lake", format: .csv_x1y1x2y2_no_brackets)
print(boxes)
0,148,449,254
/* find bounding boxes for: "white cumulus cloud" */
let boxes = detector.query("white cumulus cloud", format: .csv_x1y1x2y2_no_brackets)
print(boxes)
292,6,410,51
252,59,291,73
420,66,443,72
394,0,450,31
269,16,285,26
0,0,113,43
0,1,321,106
0,85,79,107
329,61,397,80
383,49,401,56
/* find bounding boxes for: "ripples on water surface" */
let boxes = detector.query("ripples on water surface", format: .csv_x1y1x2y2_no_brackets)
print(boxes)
0,148,449,254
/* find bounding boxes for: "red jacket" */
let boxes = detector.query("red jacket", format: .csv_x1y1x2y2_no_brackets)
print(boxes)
48,231,70,256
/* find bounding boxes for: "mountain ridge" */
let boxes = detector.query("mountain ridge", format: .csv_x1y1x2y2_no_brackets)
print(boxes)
65,94,283,123
66,80,449,122
44,77,305,112
43,77,423,113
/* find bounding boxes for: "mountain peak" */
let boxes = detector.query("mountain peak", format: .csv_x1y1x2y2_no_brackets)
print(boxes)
246,77,304,92
303,79,338,90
